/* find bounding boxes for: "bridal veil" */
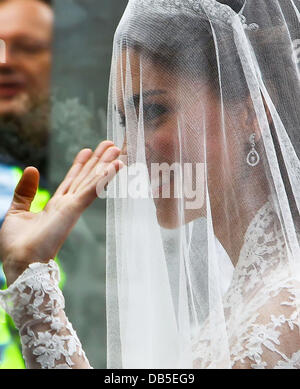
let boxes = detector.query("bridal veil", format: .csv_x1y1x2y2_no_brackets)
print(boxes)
105,0,300,368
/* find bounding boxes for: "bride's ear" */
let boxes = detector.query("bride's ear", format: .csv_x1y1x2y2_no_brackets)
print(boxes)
243,94,273,143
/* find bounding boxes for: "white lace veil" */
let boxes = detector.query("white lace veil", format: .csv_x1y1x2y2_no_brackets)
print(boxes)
105,0,300,368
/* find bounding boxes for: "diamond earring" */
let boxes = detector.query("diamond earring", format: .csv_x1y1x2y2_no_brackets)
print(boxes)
246,133,260,167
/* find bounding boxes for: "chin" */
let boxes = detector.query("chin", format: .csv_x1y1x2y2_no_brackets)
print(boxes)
155,197,205,229
0,94,31,116
155,198,184,229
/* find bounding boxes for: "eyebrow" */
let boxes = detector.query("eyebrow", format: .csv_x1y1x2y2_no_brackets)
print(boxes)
131,89,166,108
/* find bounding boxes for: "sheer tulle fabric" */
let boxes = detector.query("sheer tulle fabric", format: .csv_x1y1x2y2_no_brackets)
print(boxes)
106,0,300,368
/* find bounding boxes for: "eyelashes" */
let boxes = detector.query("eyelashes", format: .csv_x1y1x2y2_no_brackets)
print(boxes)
144,103,168,122
119,112,126,127
118,103,169,129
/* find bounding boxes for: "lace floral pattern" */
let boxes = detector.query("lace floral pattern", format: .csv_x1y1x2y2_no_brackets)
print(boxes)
192,198,300,369
133,0,259,29
1,198,299,369
0,261,91,369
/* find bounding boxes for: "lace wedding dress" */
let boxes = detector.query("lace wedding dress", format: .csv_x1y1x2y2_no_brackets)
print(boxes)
192,197,300,369
105,0,300,369
0,197,299,369
0,260,91,369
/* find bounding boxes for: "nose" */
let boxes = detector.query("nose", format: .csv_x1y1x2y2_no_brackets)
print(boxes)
0,39,6,63
0,41,19,69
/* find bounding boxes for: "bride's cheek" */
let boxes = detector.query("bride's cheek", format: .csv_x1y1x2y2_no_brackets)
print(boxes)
146,122,180,164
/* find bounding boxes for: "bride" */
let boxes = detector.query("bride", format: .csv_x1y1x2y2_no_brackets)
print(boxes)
0,0,300,369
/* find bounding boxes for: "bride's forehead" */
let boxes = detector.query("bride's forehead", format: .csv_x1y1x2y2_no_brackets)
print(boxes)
116,49,174,87
116,50,140,88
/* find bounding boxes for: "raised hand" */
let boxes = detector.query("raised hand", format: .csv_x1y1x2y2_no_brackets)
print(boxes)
0,140,123,286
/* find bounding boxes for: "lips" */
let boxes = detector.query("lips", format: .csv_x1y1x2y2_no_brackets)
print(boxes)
151,176,174,198
0,81,25,97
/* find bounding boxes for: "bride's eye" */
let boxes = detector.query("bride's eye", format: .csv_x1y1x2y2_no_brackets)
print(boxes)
117,104,168,128
143,103,168,123
119,112,126,128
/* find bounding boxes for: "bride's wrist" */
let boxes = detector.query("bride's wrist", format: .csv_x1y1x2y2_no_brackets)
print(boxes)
2,250,52,287
3,258,31,287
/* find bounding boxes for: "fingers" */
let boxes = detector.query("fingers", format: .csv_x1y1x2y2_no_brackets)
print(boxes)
95,159,124,195
68,141,120,194
54,148,93,196
76,147,121,193
77,159,124,209
10,167,40,212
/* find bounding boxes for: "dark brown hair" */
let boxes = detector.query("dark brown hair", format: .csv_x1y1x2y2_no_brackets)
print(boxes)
117,0,300,220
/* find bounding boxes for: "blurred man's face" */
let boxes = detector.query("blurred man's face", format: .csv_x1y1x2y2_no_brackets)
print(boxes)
0,0,53,116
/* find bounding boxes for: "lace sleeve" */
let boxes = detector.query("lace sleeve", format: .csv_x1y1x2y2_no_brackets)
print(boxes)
0,260,92,369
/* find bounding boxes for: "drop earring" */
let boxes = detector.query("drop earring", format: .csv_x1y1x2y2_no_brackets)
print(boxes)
247,133,260,167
